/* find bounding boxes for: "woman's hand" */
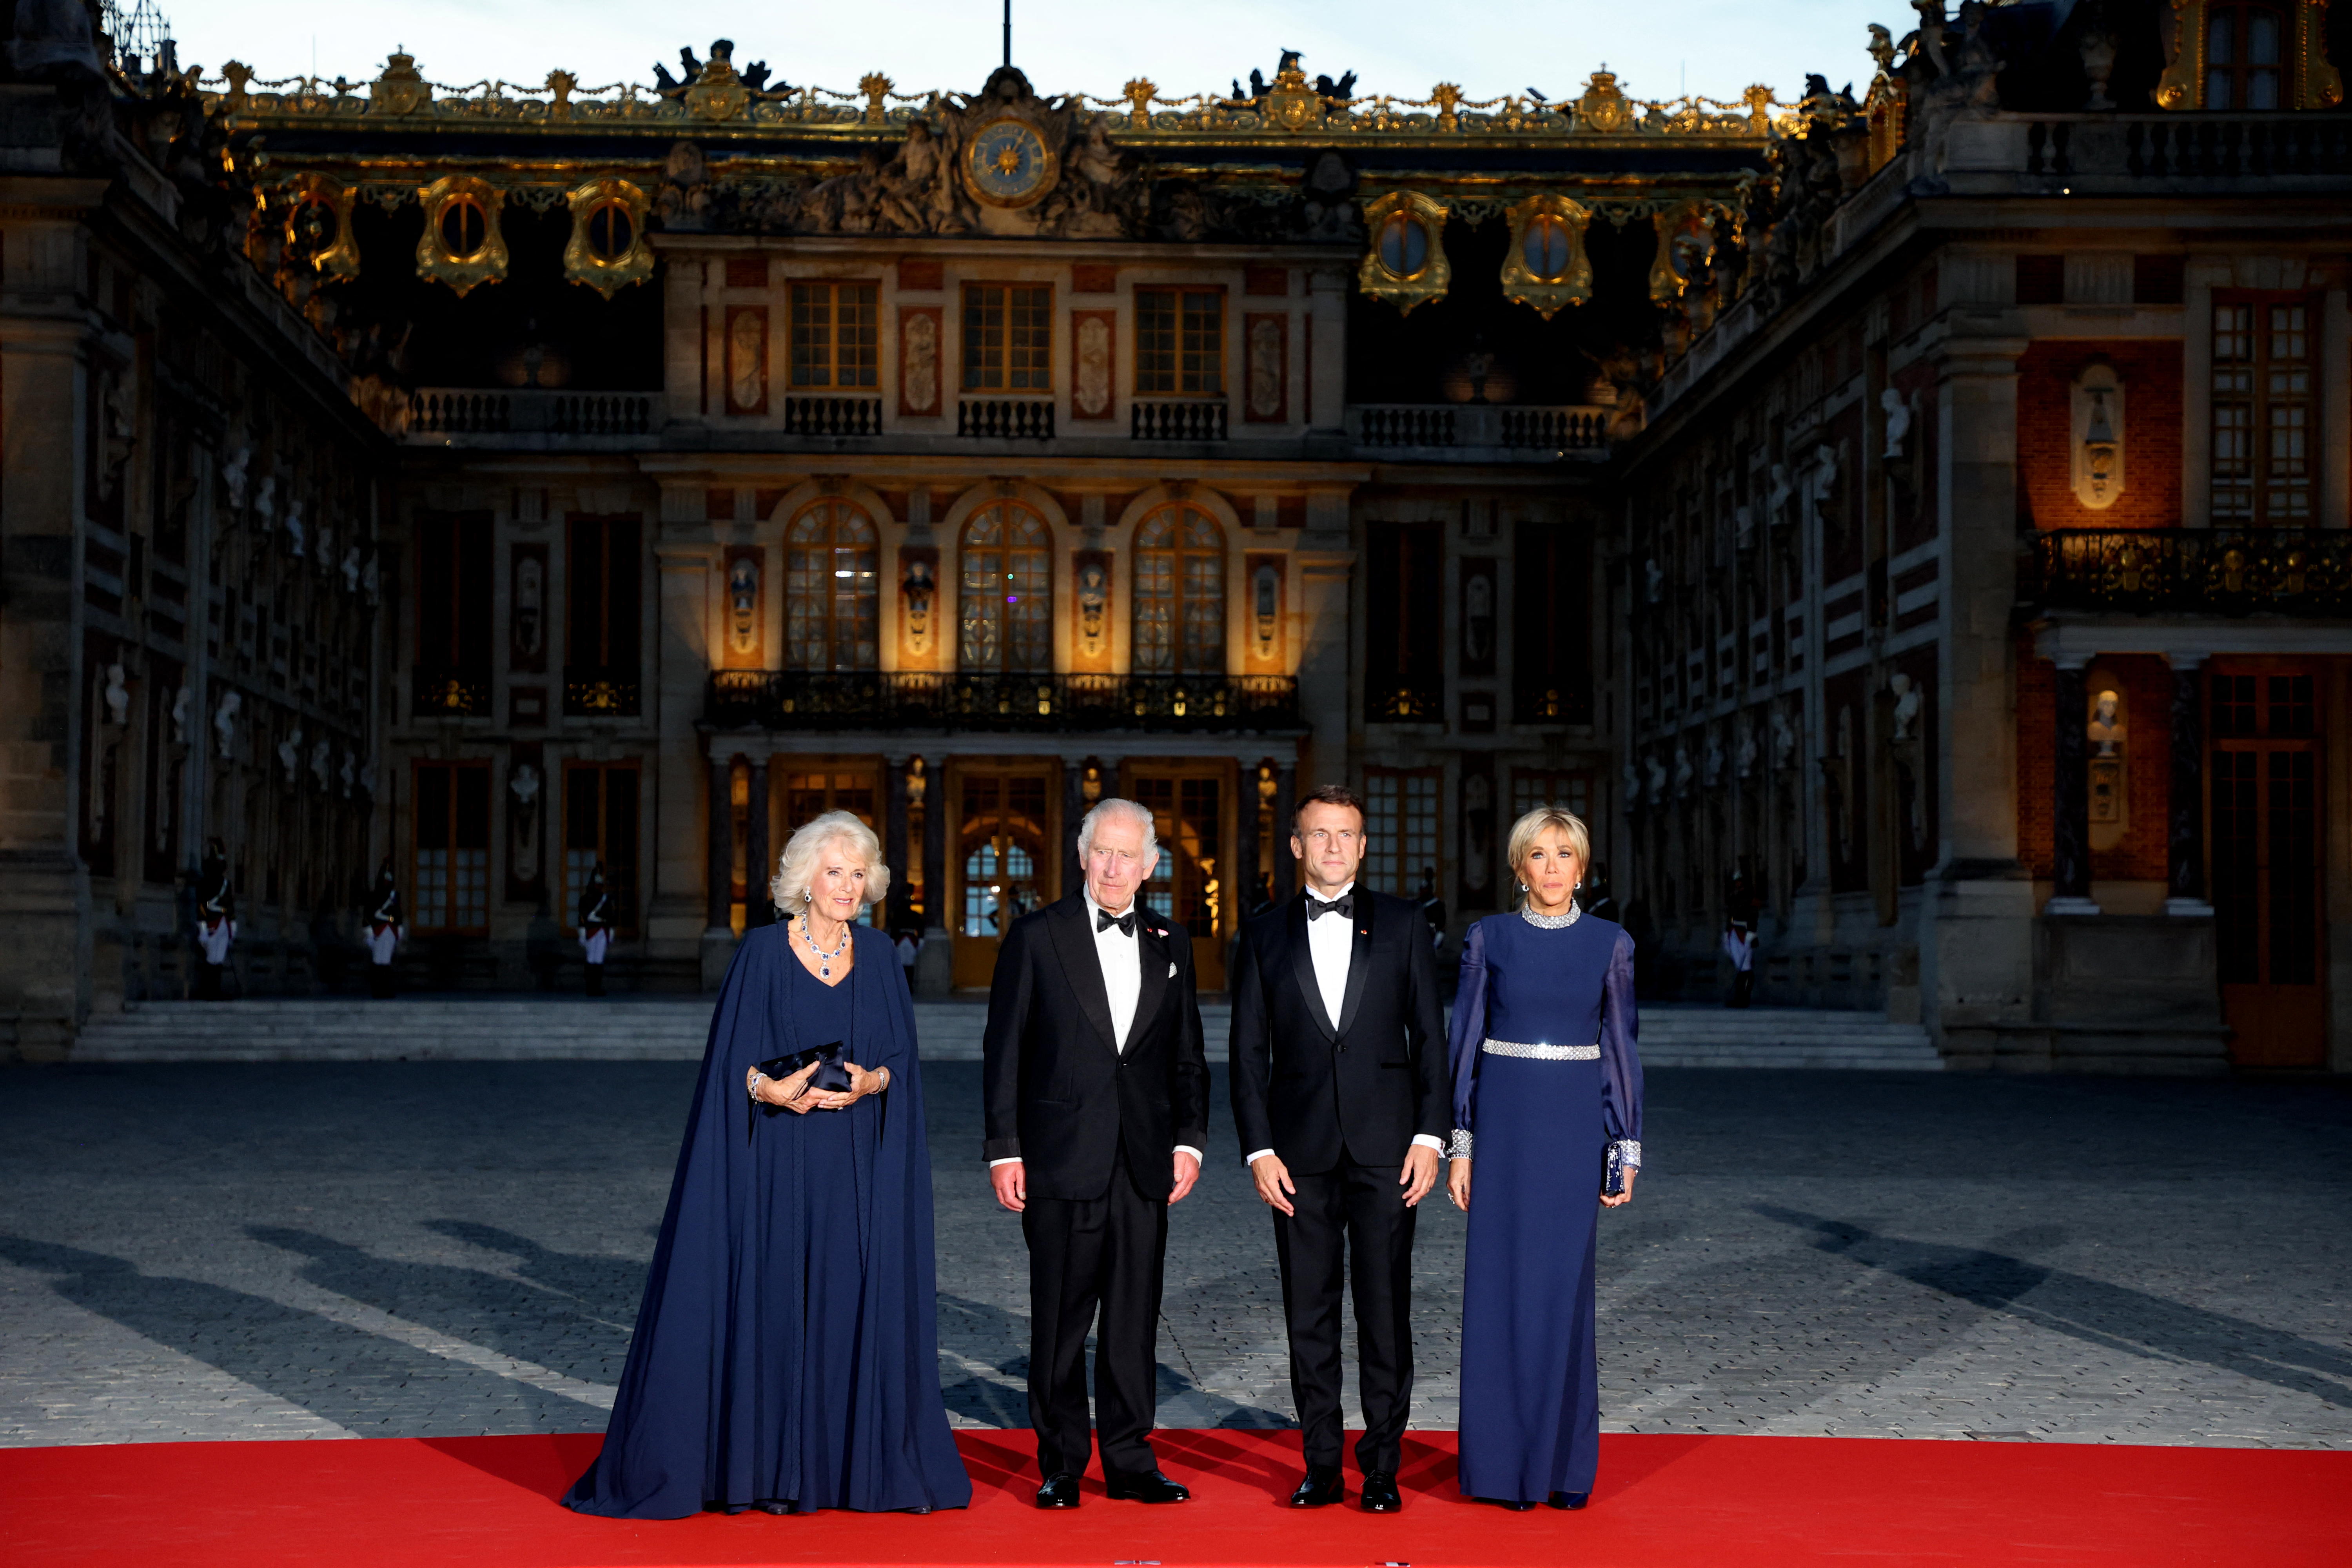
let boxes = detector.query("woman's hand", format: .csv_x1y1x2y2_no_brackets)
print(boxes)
1446,1157,1471,1212
1600,1167,1637,1208
808,1061,889,1111
748,1060,823,1114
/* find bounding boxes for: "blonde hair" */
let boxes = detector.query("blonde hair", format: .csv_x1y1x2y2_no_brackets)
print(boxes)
770,809,890,913
1504,805,1590,895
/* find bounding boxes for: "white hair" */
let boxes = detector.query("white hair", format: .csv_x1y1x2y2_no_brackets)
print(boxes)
1076,797,1157,861
770,809,889,913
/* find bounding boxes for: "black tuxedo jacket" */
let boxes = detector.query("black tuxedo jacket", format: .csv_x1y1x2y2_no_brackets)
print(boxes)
1228,888,1450,1175
981,893,1212,1202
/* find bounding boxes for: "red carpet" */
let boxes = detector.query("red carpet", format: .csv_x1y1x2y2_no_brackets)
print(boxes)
4,1428,2344,1567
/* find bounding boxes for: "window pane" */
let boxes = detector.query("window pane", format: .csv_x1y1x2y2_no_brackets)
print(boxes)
1181,292,1222,394
839,283,878,388
1010,286,1051,390
963,286,1004,390
1136,289,1176,393
790,283,833,388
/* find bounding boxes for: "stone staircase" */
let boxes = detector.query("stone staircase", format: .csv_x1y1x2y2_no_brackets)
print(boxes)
70,997,1938,1069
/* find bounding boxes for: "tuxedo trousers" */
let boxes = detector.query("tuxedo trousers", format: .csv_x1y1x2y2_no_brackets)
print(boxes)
1272,1156,1418,1475
1020,1141,1168,1478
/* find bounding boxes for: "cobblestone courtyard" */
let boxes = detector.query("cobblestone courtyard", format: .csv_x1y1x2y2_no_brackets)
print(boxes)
2,1059,2346,1450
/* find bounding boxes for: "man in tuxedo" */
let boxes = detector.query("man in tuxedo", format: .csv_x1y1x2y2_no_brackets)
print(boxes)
984,797,1210,1509
1229,783,1449,1513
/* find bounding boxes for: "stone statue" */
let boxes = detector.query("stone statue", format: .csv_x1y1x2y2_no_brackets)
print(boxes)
170,684,192,746
1644,753,1669,805
101,662,130,727
1735,716,1759,779
283,500,306,558
1880,387,1912,458
220,444,250,508
253,474,276,530
1766,462,1795,529
1771,707,1797,770
343,546,363,593
1622,760,1642,813
277,726,303,783
309,737,332,790
315,528,334,572
1703,733,1725,789
1643,557,1665,604
2088,689,2122,756
340,748,356,798
1671,743,1694,799
1890,671,1923,741
213,689,240,758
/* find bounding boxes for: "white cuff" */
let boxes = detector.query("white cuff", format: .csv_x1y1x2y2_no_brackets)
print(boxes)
1244,1148,1275,1167
987,1157,1024,1169
1174,1145,1203,1164
1410,1134,1446,1153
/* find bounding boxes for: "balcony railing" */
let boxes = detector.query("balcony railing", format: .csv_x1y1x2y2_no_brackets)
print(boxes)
564,666,642,717
1365,672,1445,722
2016,114,2352,180
405,388,655,439
1131,399,1229,442
412,665,491,718
1348,403,1608,456
957,397,1055,440
708,670,1302,732
2021,529,2352,617
780,394,883,437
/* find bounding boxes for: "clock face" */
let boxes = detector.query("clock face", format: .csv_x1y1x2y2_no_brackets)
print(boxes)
963,117,1057,208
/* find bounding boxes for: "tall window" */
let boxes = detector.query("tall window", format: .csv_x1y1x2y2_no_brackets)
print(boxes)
788,281,880,388
1366,521,1443,720
1134,288,1225,395
960,772,1049,937
959,501,1054,672
415,512,492,674
1134,773,1223,935
1365,768,1441,898
564,762,639,933
2212,297,2313,525
784,769,878,926
962,283,1052,391
1511,770,1593,823
2205,2,2287,109
1514,520,1592,722
566,514,642,681
1132,504,1225,675
783,498,880,670
413,762,490,932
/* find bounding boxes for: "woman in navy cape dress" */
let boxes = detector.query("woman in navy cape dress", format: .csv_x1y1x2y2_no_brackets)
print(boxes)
1446,892,1642,1506
563,921,972,1517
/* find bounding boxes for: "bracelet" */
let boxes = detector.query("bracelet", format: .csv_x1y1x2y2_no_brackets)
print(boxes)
747,1070,768,1103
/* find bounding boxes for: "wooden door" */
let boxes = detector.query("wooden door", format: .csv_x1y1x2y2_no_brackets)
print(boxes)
950,765,1058,989
2211,669,2325,1067
1128,763,1234,991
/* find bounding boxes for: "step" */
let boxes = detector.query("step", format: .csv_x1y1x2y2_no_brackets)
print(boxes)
71,999,1937,1068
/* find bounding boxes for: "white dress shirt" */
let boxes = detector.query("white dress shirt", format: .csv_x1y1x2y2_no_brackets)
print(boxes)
1245,883,1446,1168
989,891,1201,1170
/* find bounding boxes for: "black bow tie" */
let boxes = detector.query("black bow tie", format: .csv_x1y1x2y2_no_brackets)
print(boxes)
1307,891,1354,921
1095,907,1137,937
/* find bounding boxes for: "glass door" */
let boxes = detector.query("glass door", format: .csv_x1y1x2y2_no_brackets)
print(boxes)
1129,763,1232,991
2211,668,2324,1067
951,765,1057,988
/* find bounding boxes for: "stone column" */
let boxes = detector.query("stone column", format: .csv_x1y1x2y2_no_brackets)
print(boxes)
2164,653,2213,916
1232,764,1261,916
914,756,951,996
1306,269,1347,433
699,747,733,987
2047,656,2099,913
1062,758,1089,901
1272,762,1298,900
744,754,770,928
883,753,911,932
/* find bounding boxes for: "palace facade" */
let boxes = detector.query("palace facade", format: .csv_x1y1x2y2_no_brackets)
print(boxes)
3,2,2347,1071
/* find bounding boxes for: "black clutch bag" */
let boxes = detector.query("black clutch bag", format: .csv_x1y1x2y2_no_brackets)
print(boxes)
1603,1142,1628,1198
749,1042,855,1136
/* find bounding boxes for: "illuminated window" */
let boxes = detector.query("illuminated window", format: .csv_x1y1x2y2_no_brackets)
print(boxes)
2212,297,2312,524
784,498,880,670
1132,504,1225,675
958,501,1054,672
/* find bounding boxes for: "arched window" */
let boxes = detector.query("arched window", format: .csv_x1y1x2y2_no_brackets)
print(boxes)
1132,503,1226,675
783,497,879,670
958,501,1054,672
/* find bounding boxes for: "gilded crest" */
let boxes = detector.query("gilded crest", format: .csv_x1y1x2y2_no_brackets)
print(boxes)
1259,62,1325,132
1356,190,1450,315
283,173,361,280
369,52,431,118
1575,69,1634,134
562,179,653,298
683,52,751,121
1499,194,1593,319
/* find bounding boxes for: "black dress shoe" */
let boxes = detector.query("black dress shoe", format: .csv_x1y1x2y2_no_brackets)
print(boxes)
1548,1490,1590,1510
1035,1473,1082,1509
1103,1467,1191,1503
1290,1465,1344,1507
1493,1497,1537,1511
1360,1471,1402,1512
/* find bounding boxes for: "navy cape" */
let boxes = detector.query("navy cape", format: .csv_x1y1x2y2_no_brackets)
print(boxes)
564,924,972,1517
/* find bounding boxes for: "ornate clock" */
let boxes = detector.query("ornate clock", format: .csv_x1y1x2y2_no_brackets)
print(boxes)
962,116,1058,208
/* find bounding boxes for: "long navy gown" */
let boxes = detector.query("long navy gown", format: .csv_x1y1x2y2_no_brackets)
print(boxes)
564,923,972,1517
1447,907,1642,1504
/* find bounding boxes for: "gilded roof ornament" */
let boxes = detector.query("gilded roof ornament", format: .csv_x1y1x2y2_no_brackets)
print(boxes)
1257,62,1326,132
1575,70,1634,133
370,52,430,117
682,44,751,121
858,73,895,125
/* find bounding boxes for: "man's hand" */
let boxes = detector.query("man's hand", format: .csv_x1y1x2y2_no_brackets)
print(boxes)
1169,1149,1201,1205
1249,1152,1296,1216
989,1160,1027,1213
1398,1145,1439,1208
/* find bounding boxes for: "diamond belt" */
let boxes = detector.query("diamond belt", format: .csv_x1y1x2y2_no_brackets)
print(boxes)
1481,1038,1600,1061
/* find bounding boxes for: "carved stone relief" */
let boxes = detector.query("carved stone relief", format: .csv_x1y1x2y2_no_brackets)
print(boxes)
1072,310,1115,420
1243,314,1287,422
899,306,942,416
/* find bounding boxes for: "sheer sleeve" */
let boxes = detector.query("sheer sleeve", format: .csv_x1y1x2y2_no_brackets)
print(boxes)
1598,927,1643,1167
1445,918,1491,1159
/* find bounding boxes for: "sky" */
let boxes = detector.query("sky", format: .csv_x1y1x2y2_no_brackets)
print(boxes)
162,1,1890,107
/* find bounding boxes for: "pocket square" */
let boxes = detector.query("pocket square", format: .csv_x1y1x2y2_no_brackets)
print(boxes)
1167,962,1178,977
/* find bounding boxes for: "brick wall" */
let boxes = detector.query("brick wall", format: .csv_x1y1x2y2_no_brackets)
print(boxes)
2016,646,2173,883
2016,341,2184,530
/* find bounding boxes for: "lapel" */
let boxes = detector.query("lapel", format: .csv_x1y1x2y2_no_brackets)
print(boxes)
1334,889,1376,1042
1285,896,1337,1042
1045,896,1120,1057
1134,915,1171,1049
